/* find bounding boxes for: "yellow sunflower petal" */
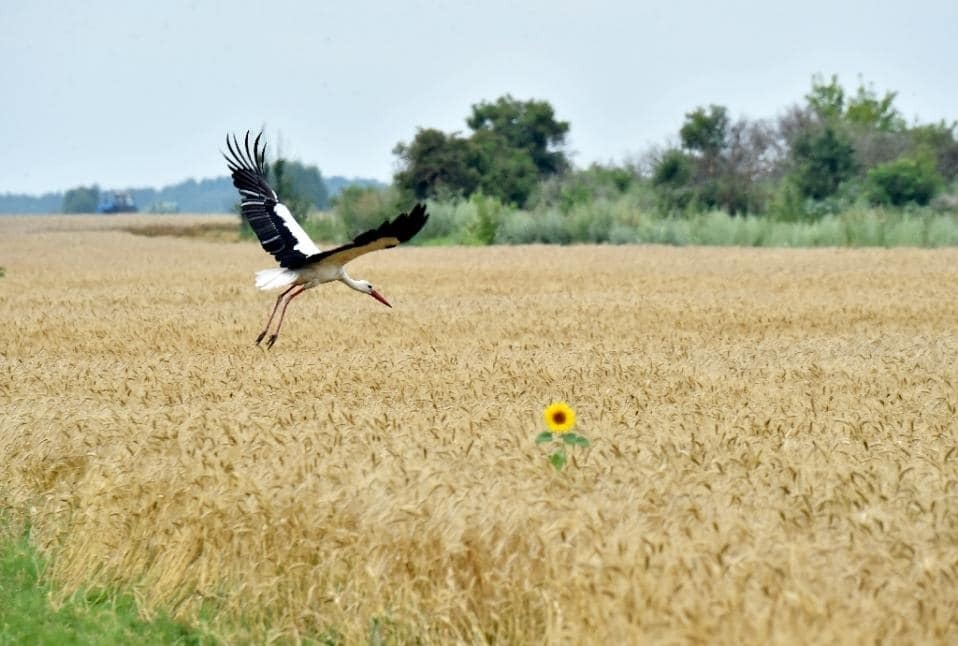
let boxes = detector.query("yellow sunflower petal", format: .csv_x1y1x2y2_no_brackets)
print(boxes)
543,401,576,433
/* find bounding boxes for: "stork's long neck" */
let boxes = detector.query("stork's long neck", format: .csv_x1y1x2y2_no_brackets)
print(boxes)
339,270,365,293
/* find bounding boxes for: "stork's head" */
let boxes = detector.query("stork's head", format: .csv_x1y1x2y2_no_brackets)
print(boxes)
357,280,392,308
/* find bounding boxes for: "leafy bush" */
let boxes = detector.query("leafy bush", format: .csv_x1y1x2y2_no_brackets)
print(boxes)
301,212,346,244
910,122,958,181
651,149,696,213
608,224,641,244
495,210,572,244
485,199,958,248
866,156,943,206
883,215,927,247
470,193,507,245
316,185,958,249
332,186,406,238
926,212,958,246
418,198,482,244
531,165,637,212
563,201,615,242
768,180,806,222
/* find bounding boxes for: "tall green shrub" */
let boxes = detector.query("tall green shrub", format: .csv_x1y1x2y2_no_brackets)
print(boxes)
866,156,943,206
333,186,405,236
790,127,857,200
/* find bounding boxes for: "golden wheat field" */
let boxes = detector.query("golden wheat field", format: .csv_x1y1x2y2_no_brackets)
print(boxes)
2,214,958,643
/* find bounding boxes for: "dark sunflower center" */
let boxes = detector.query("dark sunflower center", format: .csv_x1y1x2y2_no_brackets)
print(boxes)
552,411,567,425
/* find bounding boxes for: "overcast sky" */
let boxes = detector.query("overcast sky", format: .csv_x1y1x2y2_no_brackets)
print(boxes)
2,0,955,194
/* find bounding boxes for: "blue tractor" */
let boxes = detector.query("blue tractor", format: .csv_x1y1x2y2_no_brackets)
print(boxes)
96,191,138,213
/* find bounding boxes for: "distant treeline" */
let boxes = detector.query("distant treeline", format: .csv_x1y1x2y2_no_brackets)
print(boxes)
0,171,385,214
272,74,958,248
280,74,956,248
378,76,958,218
10,73,957,242
0,192,62,213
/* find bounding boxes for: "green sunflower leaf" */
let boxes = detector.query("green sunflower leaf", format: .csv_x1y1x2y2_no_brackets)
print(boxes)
535,431,554,444
560,433,580,445
549,450,567,470
573,435,591,447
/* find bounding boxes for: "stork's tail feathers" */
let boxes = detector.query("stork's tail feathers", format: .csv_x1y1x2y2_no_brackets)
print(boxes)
255,267,298,290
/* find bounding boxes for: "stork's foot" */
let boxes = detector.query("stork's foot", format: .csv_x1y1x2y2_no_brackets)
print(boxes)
255,330,267,346
265,334,279,349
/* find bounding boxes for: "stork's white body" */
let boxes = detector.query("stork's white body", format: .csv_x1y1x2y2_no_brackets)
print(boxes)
255,262,345,291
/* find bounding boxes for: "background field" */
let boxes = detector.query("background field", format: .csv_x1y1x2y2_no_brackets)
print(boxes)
2,215,958,643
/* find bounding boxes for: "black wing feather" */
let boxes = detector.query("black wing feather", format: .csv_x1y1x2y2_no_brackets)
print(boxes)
306,203,429,266
223,130,316,269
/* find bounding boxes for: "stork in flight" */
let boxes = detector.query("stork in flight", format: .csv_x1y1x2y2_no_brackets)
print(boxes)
224,131,429,348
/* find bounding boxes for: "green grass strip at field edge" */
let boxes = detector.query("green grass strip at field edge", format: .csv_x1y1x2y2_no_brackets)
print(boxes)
0,524,210,646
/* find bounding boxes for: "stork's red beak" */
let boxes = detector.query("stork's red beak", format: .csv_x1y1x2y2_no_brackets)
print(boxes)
370,289,392,308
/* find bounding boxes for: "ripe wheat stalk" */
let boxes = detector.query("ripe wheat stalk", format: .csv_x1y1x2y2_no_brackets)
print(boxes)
1,215,957,643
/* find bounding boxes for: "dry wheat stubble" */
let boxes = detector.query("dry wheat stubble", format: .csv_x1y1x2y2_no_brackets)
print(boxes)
1,215,958,643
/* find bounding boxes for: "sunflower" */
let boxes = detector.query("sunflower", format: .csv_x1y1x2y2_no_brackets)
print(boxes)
543,401,576,433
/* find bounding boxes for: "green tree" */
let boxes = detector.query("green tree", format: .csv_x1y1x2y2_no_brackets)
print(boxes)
466,95,570,175
393,128,481,200
680,105,729,160
866,156,943,206
805,73,904,130
798,74,907,174
62,185,100,213
845,81,905,132
806,74,845,122
790,126,857,200
394,96,570,206
470,129,540,206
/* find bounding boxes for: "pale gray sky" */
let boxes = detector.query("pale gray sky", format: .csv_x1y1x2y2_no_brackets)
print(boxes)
2,0,955,193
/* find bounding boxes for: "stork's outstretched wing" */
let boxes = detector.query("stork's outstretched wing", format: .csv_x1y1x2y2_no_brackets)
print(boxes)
224,131,320,269
306,203,429,267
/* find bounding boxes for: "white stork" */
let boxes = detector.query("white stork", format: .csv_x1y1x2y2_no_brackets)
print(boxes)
224,131,429,348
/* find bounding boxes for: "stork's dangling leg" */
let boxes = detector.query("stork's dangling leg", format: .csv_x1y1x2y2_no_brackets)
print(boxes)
264,285,307,349
256,284,298,346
